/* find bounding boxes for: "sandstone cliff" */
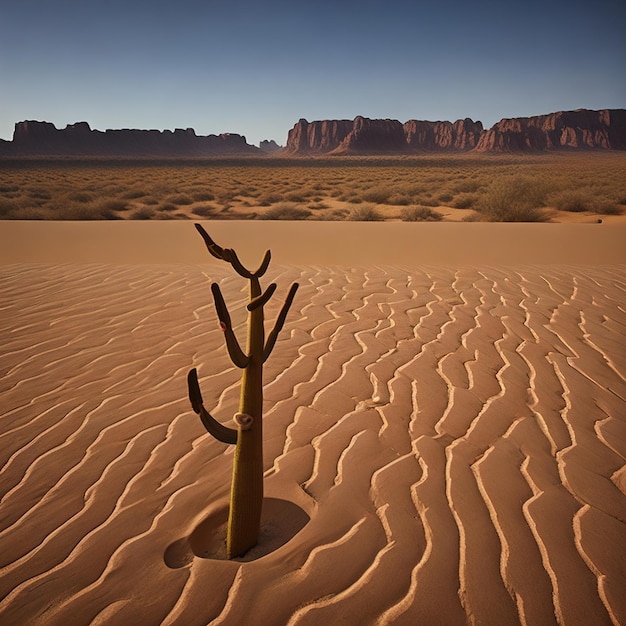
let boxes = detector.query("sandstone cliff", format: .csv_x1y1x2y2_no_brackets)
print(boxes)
404,118,483,150
284,109,625,155
285,115,485,154
474,109,626,151
3,121,260,156
285,119,354,154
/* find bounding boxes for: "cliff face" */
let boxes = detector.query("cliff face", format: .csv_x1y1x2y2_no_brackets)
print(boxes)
404,118,483,150
3,121,260,156
334,116,407,154
285,118,354,154
474,109,626,151
285,109,626,155
285,115,486,154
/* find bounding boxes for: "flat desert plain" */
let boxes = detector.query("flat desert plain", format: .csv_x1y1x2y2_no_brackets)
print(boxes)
1,220,625,625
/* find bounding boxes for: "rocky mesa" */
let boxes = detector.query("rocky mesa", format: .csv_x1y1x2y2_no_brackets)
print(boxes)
1,121,261,156
284,109,626,155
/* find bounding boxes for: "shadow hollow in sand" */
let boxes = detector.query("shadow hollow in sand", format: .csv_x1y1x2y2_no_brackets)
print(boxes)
165,498,310,567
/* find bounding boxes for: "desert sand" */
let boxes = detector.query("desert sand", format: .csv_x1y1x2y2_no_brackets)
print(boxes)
1,220,625,625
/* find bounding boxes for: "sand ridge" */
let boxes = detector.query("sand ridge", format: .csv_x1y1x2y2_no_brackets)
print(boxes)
0,258,625,624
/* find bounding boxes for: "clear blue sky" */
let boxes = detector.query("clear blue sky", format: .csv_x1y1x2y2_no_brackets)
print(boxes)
1,0,625,146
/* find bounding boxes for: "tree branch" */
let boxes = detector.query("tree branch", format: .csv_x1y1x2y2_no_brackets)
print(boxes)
187,369,238,445
211,283,249,368
263,282,299,362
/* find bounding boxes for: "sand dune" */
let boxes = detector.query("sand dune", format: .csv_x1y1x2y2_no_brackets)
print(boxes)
1,223,625,624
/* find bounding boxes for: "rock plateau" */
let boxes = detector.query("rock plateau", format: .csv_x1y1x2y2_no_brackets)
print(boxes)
284,109,626,155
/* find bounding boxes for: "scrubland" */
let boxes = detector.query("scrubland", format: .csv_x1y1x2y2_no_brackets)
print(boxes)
0,152,624,222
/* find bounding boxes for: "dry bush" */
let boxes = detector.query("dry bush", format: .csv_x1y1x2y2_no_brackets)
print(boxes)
387,193,412,206
452,193,478,209
548,189,622,214
462,212,482,222
122,188,149,199
347,204,383,221
165,193,194,205
67,191,94,203
157,203,178,212
258,192,284,206
261,202,311,220
592,200,623,215
401,206,443,221
131,207,156,220
191,204,217,217
99,198,129,212
477,176,549,222
362,188,392,204
192,190,215,202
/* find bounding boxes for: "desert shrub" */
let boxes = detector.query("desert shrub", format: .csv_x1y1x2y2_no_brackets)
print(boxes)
14,207,46,220
362,188,392,204
453,179,481,193
285,191,312,202
477,176,549,222
261,202,311,220
326,208,349,220
0,184,20,193
166,193,194,205
401,206,443,221
158,203,178,212
192,190,215,202
28,188,52,200
122,188,149,199
437,192,454,203
347,204,383,221
452,192,478,209
593,200,623,215
99,198,129,212
548,189,590,212
0,197,21,217
54,202,120,220
548,189,622,215
68,191,95,203
191,204,217,217
258,192,283,206
387,193,412,206
131,207,156,220
462,212,482,222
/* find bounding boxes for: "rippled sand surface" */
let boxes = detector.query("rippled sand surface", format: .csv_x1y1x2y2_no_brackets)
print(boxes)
1,258,625,625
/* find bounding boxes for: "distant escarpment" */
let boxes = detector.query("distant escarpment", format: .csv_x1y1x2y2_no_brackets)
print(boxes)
285,109,626,155
1,121,261,157
474,109,626,151
259,139,282,153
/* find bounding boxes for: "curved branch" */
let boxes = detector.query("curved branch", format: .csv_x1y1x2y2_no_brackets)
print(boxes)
228,250,254,279
194,224,227,261
263,282,299,362
253,250,272,278
248,283,277,311
187,369,238,444
211,283,249,368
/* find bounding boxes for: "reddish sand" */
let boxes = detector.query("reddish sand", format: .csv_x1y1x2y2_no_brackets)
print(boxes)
0,221,624,624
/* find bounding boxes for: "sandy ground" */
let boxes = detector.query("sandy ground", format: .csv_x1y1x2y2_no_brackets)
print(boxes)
1,221,625,625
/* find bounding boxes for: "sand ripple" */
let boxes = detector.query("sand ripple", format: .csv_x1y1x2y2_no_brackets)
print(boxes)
1,263,625,625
